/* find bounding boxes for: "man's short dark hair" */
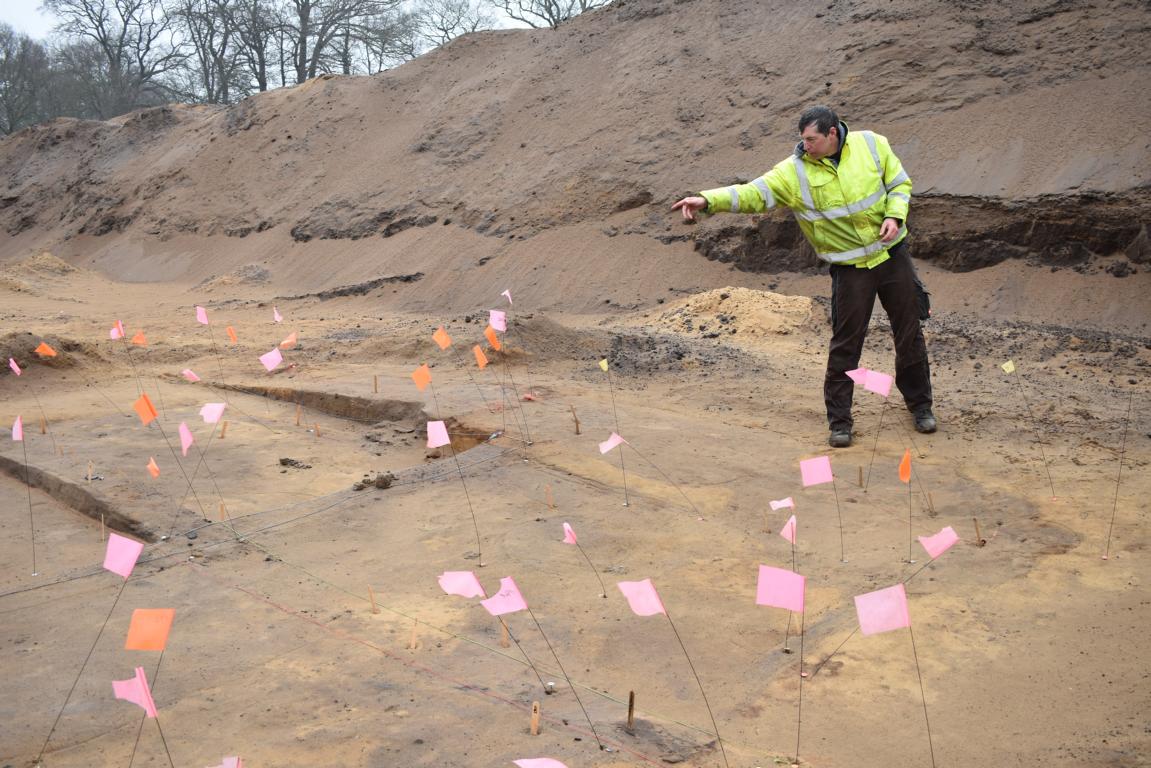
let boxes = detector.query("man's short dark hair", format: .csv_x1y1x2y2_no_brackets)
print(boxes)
798,105,839,135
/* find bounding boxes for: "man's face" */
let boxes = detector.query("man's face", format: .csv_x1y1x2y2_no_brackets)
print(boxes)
800,123,838,160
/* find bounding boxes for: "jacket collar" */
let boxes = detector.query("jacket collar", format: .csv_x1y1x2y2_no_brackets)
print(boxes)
794,121,850,161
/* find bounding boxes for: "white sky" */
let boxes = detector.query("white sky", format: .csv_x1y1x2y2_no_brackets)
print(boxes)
1,0,58,39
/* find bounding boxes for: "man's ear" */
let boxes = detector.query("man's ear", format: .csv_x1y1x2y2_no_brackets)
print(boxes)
828,125,838,140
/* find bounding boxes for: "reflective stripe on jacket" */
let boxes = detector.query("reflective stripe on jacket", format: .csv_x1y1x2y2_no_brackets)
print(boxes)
700,126,912,268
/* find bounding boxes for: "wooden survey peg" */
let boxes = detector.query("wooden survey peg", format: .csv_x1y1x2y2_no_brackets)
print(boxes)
368,586,379,614
973,517,986,547
39,415,46,435
314,422,321,438
625,690,636,735
530,701,541,735
500,620,510,648
569,405,581,435
373,374,379,393
219,420,228,439
294,403,301,426
409,619,419,649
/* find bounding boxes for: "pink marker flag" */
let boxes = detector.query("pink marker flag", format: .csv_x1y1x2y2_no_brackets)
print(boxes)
110,320,124,340
438,571,486,599
490,309,507,332
598,432,626,454
617,578,666,617
200,403,227,424
103,533,144,579
181,369,201,382
12,415,24,442
918,526,960,559
800,455,833,487
8,357,21,375
779,514,797,544
259,348,283,372
501,289,513,305
195,306,209,325
480,576,528,616
562,522,578,545
846,367,893,397
426,420,450,448
514,760,567,768
864,369,894,398
769,497,794,511
854,583,911,636
756,565,805,613
112,666,158,718
273,307,283,323
207,759,243,768
178,422,194,456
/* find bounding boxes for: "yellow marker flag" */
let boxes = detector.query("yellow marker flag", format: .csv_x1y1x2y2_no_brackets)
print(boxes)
598,359,609,372
1001,360,1015,374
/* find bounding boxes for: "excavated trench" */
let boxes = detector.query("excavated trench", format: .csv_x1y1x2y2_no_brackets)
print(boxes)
691,191,1149,274
0,455,156,541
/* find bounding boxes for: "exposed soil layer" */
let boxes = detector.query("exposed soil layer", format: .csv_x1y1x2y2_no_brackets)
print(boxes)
0,454,154,541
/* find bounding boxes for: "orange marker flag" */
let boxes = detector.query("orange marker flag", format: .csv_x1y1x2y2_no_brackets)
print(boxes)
133,394,158,426
433,327,452,350
484,325,501,351
131,331,147,346
34,342,57,358
125,608,176,651
411,363,432,392
226,326,238,344
279,331,297,350
899,449,912,484
473,344,489,370
147,457,160,478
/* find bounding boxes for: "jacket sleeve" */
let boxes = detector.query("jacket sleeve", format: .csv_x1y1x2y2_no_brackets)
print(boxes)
699,164,796,215
876,134,912,222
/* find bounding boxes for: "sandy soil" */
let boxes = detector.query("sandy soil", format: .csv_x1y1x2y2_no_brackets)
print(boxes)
1,0,1149,765
0,250,1147,768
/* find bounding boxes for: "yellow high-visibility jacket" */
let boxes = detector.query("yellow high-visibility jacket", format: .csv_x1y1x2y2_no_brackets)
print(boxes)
700,125,912,269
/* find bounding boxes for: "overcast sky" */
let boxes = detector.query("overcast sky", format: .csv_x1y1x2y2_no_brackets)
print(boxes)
1,0,58,39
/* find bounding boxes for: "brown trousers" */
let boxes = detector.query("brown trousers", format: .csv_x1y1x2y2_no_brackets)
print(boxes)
825,239,933,431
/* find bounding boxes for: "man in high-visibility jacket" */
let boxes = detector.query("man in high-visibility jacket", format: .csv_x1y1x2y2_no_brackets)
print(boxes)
673,105,935,447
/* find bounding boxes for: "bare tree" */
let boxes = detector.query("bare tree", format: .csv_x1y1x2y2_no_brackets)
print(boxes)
416,0,495,47
492,0,612,29
171,0,243,103
285,0,402,84
229,0,283,91
0,23,53,133
42,0,184,117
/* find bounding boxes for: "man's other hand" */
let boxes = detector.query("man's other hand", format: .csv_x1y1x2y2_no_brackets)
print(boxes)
880,217,900,243
672,196,707,222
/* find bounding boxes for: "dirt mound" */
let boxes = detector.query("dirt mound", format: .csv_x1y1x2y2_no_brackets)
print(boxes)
648,287,817,343
1,0,1148,293
0,331,96,372
0,252,81,295
194,264,273,291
